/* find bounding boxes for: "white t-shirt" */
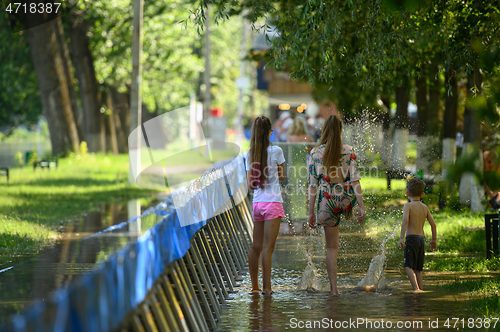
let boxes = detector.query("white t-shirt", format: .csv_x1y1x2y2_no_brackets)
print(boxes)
245,145,286,203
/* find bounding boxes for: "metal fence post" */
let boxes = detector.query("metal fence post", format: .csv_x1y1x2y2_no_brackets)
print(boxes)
148,294,170,332
184,249,219,327
208,220,238,286
205,221,237,292
214,215,244,279
164,270,201,332
154,283,182,331
195,232,228,304
224,210,248,262
173,261,209,332
220,212,246,272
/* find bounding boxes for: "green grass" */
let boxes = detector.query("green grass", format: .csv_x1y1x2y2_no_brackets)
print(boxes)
427,257,500,273
407,140,417,165
439,277,500,318
361,179,498,269
0,153,160,268
359,178,499,316
0,145,241,268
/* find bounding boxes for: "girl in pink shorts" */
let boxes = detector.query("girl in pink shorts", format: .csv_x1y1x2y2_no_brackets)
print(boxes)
246,115,286,295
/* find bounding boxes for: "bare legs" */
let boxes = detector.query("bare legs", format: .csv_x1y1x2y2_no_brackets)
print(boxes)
249,222,264,292
324,226,340,295
248,217,281,294
405,267,423,291
415,270,423,290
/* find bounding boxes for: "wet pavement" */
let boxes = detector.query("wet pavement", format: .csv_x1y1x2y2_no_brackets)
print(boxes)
215,222,497,332
0,198,163,324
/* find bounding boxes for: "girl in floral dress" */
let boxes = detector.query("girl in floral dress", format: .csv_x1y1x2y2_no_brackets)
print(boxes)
307,115,365,295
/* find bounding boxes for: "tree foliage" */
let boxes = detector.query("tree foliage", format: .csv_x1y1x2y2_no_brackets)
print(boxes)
0,15,42,134
194,0,500,119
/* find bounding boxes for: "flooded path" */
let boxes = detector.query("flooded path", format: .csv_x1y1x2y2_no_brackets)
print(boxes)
215,223,492,331
0,198,162,324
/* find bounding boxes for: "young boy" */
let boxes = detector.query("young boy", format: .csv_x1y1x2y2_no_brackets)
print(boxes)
398,178,437,292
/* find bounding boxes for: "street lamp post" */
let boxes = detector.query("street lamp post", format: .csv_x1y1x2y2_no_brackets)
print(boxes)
129,0,144,184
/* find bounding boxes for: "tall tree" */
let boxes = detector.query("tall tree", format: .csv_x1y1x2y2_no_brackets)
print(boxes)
25,13,80,154
54,17,83,141
415,67,429,173
442,68,458,178
459,66,484,210
67,12,105,153
427,62,442,136
391,82,410,171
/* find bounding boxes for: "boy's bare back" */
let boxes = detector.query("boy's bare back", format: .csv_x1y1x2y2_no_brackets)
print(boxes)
403,200,433,236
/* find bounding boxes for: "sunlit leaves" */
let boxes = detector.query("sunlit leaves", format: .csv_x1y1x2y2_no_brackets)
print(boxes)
0,15,42,133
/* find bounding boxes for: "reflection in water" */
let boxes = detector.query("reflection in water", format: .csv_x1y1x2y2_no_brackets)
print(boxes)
247,293,280,331
0,198,160,325
401,293,424,319
248,293,260,331
215,234,478,332
128,199,142,236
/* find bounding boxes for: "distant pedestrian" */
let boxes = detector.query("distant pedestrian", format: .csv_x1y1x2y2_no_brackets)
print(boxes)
287,118,314,143
274,111,292,142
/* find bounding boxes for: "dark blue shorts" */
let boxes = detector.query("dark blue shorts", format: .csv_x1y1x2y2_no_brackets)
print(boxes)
404,235,425,271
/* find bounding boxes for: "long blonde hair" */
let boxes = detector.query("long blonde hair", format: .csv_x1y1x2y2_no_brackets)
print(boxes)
289,118,307,136
317,115,342,176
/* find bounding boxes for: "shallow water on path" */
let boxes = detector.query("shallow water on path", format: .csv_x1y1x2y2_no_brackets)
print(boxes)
215,226,487,332
0,198,161,324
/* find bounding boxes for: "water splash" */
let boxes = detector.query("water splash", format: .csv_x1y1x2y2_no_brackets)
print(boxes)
357,223,398,291
296,250,325,292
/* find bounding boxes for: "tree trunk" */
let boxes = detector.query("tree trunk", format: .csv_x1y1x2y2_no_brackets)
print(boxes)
54,17,83,142
415,67,429,174
427,62,442,135
380,97,391,166
25,16,80,155
68,14,105,153
459,66,484,211
103,87,119,155
109,86,129,153
391,84,409,171
442,69,458,178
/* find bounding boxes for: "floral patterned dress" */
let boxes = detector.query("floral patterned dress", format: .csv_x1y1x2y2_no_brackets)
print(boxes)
308,144,361,227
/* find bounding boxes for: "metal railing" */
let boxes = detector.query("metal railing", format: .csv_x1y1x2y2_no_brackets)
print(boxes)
120,196,253,331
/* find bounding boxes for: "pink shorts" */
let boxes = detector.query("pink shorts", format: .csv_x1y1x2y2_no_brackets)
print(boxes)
252,202,285,222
